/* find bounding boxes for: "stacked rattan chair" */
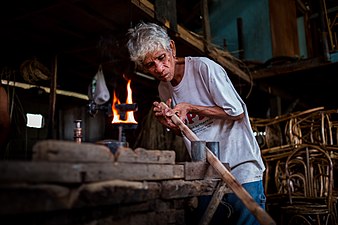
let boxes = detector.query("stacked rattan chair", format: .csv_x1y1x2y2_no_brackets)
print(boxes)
280,144,334,225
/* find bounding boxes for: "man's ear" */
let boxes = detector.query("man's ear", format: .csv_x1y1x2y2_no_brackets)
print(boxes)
170,40,176,56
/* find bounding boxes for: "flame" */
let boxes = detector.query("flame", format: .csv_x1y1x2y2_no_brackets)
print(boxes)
111,91,121,123
112,80,137,124
126,79,133,104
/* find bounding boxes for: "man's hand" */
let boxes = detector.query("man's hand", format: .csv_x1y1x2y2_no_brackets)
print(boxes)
153,99,179,131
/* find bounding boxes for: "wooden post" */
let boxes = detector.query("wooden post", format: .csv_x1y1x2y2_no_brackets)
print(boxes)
237,17,244,60
199,181,229,225
201,0,211,52
47,55,57,139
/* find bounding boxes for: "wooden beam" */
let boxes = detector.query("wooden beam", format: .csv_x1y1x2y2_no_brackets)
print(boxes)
131,0,155,18
1,79,89,100
251,57,327,79
0,161,184,183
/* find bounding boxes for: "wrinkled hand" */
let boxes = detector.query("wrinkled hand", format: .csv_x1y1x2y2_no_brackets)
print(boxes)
169,102,191,122
153,99,192,125
153,99,178,130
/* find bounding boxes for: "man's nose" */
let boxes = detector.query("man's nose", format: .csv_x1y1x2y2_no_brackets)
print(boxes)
154,61,164,73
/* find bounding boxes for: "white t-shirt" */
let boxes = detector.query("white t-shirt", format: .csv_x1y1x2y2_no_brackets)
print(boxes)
158,57,265,184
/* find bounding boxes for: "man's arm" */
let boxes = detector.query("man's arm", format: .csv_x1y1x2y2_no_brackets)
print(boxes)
153,99,244,135
183,104,244,120
167,102,244,123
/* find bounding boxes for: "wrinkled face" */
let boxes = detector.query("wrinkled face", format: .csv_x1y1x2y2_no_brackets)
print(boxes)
142,49,175,82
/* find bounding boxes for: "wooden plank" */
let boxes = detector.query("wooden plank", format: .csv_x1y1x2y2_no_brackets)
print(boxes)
73,180,161,208
0,180,162,215
32,140,114,162
0,179,222,216
0,161,83,183
269,0,299,57
82,162,184,182
160,179,222,199
115,147,176,164
184,162,230,180
0,161,184,183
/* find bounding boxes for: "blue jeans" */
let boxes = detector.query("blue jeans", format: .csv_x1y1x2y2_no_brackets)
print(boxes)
188,180,266,225
222,180,266,225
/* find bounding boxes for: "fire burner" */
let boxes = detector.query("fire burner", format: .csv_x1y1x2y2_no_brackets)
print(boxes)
97,79,138,154
113,102,138,143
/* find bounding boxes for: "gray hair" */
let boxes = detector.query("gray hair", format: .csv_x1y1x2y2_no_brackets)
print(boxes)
126,22,171,67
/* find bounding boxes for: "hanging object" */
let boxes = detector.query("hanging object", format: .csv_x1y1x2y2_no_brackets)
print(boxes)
89,64,110,105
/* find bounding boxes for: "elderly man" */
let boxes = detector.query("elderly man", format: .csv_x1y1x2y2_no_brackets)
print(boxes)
126,22,265,225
